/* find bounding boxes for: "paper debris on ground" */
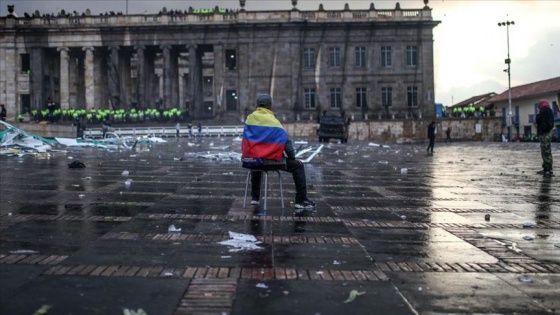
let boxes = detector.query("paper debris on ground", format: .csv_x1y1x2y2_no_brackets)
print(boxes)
218,231,262,252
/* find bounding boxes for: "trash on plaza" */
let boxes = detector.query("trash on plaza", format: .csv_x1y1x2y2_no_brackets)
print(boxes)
121,170,130,176
255,283,269,289
518,275,533,283
522,236,535,241
333,260,341,265
484,214,491,221
218,231,262,252
68,161,86,168
168,224,182,233
343,290,366,303
123,309,148,315
32,305,52,315
368,142,390,148
124,179,132,186
522,222,534,228
400,168,408,174
0,121,56,156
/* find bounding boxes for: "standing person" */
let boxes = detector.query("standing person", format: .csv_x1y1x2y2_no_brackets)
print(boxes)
536,99,554,177
242,94,315,213
445,126,452,143
0,104,6,121
427,121,436,153
175,122,181,137
46,98,55,123
188,123,193,138
197,122,202,137
101,120,110,139
73,117,86,139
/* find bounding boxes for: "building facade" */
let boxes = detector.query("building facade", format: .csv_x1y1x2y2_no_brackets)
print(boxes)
489,76,560,140
0,1,440,122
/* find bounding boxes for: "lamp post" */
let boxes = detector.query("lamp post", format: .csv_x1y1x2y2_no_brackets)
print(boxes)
498,20,514,140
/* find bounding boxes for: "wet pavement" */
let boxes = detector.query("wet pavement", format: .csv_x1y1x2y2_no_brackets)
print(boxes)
1,137,559,314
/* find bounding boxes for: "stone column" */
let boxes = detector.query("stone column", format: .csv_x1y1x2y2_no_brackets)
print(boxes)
83,47,95,111
188,45,202,118
135,46,146,108
57,47,70,109
30,48,44,112
161,44,172,109
213,44,224,112
107,46,121,108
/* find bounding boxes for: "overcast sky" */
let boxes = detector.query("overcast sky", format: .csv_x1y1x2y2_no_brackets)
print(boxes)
3,0,559,105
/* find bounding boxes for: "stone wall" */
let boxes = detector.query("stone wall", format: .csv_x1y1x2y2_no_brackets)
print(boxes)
10,117,502,143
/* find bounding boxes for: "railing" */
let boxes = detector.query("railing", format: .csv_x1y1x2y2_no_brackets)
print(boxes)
84,125,244,139
1,8,432,28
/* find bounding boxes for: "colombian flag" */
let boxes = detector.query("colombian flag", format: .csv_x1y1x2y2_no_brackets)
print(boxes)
242,107,288,161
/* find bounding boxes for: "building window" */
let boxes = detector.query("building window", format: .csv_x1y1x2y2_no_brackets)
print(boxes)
355,47,366,68
381,46,392,67
406,45,418,66
21,53,31,74
407,86,418,107
329,47,341,67
356,87,367,108
330,87,342,109
303,48,315,68
382,87,392,108
304,88,316,109
225,49,236,71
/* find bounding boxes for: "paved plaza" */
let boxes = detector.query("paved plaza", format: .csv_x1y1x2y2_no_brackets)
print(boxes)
1,137,559,314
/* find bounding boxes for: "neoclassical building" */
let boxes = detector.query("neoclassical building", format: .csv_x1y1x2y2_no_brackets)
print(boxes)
0,1,440,122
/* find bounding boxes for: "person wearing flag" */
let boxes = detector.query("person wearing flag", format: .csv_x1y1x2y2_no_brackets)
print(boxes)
242,94,315,213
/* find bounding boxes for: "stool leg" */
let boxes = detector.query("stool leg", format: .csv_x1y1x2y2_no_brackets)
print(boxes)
276,170,284,208
243,171,251,208
263,171,268,211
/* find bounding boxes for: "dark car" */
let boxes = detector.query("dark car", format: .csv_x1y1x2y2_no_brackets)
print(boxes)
318,115,349,143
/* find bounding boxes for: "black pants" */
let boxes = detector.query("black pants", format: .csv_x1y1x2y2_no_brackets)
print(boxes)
427,137,435,152
251,159,307,203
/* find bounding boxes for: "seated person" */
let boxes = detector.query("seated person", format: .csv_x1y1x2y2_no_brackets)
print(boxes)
242,94,315,213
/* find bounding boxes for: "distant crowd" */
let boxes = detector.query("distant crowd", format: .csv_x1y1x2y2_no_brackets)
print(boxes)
13,7,240,20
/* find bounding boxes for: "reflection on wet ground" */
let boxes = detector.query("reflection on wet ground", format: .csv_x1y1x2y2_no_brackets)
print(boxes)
1,139,559,314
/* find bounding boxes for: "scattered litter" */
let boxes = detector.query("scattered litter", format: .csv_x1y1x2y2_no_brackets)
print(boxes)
378,160,388,164
78,194,85,198
508,242,522,253
221,256,232,259
124,179,132,186
9,249,39,254
256,283,269,289
32,305,52,315
121,170,129,176
522,236,534,241
123,309,148,315
316,271,324,275
168,225,181,233
484,214,491,221
418,287,423,291
333,260,341,265
68,161,86,169
218,231,262,252
518,275,533,283
283,290,290,295
162,272,174,277
400,168,408,174
522,222,534,228
343,290,366,303
84,177,92,180
400,215,407,220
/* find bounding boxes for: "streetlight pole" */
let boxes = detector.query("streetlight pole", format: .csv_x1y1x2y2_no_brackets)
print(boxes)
498,20,514,140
